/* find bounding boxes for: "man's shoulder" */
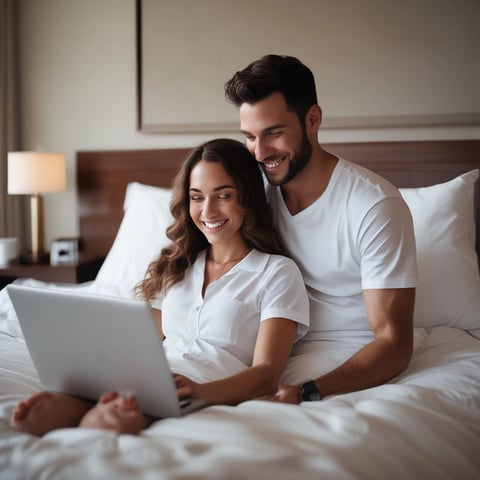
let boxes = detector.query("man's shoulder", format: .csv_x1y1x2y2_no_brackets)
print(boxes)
337,158,401,199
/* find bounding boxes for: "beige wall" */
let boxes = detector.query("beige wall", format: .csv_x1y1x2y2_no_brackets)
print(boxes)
17,0,480,246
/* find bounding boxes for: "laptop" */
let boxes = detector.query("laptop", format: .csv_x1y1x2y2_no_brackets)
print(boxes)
7,284,204,418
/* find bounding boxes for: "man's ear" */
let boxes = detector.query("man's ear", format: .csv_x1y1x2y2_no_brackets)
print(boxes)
305,105,322,138
306,105,322,131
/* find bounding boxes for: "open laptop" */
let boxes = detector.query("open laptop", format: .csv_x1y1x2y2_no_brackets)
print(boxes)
7,284,204,418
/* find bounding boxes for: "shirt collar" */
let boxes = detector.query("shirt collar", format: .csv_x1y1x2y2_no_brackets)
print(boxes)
195,248,269,274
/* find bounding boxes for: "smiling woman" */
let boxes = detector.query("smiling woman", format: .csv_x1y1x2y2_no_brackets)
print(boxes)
189,159,251,291
139,138,290,298
9,138,310,436
189,161,248,270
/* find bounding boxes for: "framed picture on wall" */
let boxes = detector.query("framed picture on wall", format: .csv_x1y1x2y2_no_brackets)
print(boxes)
136,0,480,134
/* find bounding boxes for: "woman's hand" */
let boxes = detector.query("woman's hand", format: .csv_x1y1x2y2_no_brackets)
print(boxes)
173,374,206,402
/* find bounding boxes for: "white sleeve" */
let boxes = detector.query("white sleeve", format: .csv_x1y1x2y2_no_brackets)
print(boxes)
259,257,310,341
358,197,418,289
150,293,165,310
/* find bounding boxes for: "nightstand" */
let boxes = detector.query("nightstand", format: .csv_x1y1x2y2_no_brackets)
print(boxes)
0,255,104,289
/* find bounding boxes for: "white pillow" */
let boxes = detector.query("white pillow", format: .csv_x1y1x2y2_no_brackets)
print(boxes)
399,170,480,332
93,182,173,297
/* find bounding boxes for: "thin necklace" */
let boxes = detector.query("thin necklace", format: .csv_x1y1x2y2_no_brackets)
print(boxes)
207,255,245,267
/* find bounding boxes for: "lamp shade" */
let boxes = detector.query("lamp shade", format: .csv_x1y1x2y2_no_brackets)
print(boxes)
7,152,66,194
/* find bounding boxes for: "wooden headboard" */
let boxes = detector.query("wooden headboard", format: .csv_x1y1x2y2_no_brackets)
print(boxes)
77,140,480,262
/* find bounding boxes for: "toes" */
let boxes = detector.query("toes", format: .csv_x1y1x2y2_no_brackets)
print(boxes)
99,391,119,404
121,396,140,413
11,391,53,423
12,401,27,420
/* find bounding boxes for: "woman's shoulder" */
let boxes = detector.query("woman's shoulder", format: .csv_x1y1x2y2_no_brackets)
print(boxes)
250,250,300,273
250,251,307,300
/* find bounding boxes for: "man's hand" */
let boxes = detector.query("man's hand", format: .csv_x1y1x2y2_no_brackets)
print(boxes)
259,384,300,404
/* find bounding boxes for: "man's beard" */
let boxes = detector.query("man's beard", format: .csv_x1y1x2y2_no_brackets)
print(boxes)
266,131,312,187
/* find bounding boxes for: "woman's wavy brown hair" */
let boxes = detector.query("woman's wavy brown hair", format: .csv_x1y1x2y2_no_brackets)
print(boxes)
136,138,287,300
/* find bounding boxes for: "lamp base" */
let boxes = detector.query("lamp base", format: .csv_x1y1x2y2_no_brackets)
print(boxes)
20,251,50,264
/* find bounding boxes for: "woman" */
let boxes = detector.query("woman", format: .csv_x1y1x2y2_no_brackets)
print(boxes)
11,139,309,436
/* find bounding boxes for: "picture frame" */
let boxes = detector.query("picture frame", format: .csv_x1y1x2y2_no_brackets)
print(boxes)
136,0,480,134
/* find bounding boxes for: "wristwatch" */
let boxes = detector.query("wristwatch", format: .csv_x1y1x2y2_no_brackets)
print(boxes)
299,380,322,402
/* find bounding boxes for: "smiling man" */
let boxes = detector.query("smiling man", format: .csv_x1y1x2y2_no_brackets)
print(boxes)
225,55,418,403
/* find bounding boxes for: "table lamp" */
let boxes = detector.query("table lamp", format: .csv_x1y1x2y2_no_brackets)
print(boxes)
7,152,66,263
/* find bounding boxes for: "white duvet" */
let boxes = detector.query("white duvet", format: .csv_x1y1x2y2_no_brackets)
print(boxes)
0,281,479,480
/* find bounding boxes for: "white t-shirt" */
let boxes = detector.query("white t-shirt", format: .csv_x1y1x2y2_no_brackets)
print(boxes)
268,158,417,343
151,249,309,382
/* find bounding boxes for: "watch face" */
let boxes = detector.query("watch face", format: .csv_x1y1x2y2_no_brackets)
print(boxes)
307,391,322,401
300,381,321,401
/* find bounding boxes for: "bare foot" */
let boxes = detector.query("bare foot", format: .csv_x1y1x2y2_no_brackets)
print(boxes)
79,391,150,435
11,391,93,436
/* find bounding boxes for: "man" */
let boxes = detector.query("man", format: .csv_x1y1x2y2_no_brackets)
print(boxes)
225,54,417,403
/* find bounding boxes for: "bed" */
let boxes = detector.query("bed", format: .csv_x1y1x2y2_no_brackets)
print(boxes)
0,139,479,479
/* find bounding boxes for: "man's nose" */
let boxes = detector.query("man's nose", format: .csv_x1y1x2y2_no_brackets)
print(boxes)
254,139,272,162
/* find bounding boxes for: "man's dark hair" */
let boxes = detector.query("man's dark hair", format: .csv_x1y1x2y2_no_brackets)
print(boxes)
225,54,318,124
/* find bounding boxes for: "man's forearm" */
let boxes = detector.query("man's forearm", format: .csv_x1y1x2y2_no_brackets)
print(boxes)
311,336,413,398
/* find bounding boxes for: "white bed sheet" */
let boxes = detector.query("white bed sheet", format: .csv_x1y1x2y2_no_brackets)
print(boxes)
0,281,479,479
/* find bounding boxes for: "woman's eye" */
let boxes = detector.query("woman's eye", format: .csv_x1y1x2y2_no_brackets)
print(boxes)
218,193,231,200
190,195,203,202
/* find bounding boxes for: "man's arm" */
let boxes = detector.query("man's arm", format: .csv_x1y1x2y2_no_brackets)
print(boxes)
268,287,415,403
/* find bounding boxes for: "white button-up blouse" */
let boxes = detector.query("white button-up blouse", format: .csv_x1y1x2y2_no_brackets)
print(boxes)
151,249,309,382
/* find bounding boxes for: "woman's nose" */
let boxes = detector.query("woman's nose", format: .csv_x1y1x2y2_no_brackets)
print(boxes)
203,197,218,216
